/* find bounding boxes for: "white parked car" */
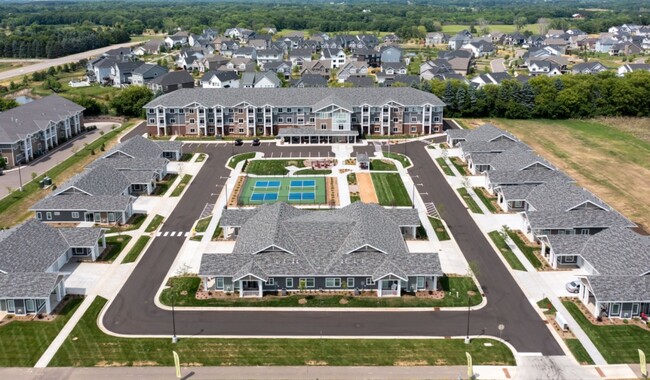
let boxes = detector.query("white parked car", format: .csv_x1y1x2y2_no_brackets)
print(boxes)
565,280,580,294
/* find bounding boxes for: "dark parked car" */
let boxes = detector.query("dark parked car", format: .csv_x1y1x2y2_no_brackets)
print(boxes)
234,139,243,146
252,138,261,146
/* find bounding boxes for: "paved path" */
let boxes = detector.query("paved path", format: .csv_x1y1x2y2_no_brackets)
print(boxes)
0,41,144,82
0,123,116,199
491,58,507,73
98,139,563,355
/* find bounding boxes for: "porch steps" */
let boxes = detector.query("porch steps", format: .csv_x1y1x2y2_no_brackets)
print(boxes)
424,202,441,219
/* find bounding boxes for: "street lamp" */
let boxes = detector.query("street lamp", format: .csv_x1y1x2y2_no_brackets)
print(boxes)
171,289,178,344
18,164,23,191
465,290,474,344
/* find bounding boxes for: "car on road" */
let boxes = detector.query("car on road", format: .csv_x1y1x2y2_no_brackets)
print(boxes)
234,139,243,146
565,280,580,294
252,138,260,146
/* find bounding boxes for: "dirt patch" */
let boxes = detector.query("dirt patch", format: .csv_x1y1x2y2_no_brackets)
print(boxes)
339,298,349,305
95,361,128,367
132,361,159,366
325,177,339,206
182,362,204,367
298,298,307,305
305,360,328,366
394,360,428,366
356,172,378,203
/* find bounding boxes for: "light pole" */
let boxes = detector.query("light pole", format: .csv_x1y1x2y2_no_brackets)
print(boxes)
171,290,178,344
18,164,23,191
465,291,472,344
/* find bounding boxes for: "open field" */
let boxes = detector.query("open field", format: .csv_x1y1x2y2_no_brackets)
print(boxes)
371,173,412,207
0,297,82,367
564,301,650,364
441,24,539,34
51,297,513,367
460,118,650,232
0,61,36,73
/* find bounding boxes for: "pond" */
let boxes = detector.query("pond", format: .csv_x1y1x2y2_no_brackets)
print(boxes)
14,95,35,105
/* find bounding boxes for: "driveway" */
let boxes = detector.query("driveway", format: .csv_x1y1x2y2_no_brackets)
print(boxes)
490,58,507,73
101,139,563,355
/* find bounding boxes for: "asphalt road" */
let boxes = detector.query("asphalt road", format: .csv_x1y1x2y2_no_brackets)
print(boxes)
0,41,144,82
490,58,507,73
102,138,562,355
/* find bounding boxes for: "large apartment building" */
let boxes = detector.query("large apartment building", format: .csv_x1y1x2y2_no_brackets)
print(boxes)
143,88,444,142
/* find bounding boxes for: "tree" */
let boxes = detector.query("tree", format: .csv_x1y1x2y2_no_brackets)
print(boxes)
0,98,19,111
42,76,62,92
109,85,154,117
513,16,528,32
74,96,106,116
0,156,6,169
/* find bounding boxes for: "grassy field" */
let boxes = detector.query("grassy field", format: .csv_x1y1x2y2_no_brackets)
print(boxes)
428,217,451,241
99,235,132,262
384,152,411,168
246,159,305,175
487,231,526,271
50,298,513,367
436,158,455,176
170,174,192,197
370,159,397,171
294,168,332,175
456,188,483,214
371,173,412,207
0,297,82,367
0,121,136,228
507,231,543,269
194,216,212,233
144,215,164,233
473,188,498,213
563,301,650,364
227,152,255,169
460,118,650,232
161,276,482,308
122,236,150,264
441,24,538,34
566,339,595,365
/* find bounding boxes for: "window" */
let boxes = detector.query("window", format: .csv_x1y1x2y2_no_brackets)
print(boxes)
190,129,196,133
611,303,621,316
580,229,589,235
309,117,315,123
179,109,185,114
632,303,640,315
238,119,244,124
189,118,195,123
297,118,304,124
208,118,214,123
417,277,425,289
238,128,244,133
108,213,116,222
278,108,283,113
347,278,355,288
392,127,398,132
366,278,375,285
170,108,176,114
46,212,52,220
287,117,292,123
36,212,42,220
228,118,234,123
170,118,176,124
374,117,380,122
238,108,243,113
326,278,341,288
411,127,417,133
338,125,344,130
278,117,284,123
411,117,417,122
25,299,35,313
149,118,155,124
228,127,234,133
320,124,327,130
393,117,399,122
149,109,155,114
198,109,203,114
300,278,315,288
216,277,224,289
267,278,274,286
72,212,79,219
434,116,440,122
287,108,292,113
285,278,294,288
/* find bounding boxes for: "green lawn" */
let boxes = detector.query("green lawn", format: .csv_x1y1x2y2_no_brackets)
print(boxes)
487,231,526,271
384,152,411,168
50,297,512,367
449,157,470,176
144,215,164,233
152,174,177,196
563,301,650,364
507,231,543,269
473,187,498,213
246,159,304,175
428,217,451,241
565,339,595,365
195,154,206,163
294,168,332,175
536,297,556,315
100,235,132,262
121,236,151,264
105,214,146,233
436,158,455,176
371,173,412,207
179,153,193,162
370,159,397,171
170,174,192,197
160,276,481,308
441,23,537,34
0,121,135,228
194,216,212,233
0,297,83,367
456,188,483,214
228,152,255,169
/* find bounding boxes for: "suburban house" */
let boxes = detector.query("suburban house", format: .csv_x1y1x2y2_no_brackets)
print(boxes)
164,31,189,48
617,63,650,76
438,50,474,75
470,72,513,88
200,71,240,88
292,74,328,88
240,71,282,89
233,47,257,61
139,39,163,55
426,32,448,46
461,40,495,58
199,202,443,297
110,61,145,87
148,71,195,94
528,59,564,76
264,61,293,79
289,48,314,67
446,123,517,147
344,76,376,88
448,31,472,50
580,274,650,320
0,219,105,315
352,48,381,67
88,56,116,84
381,62,408,76
379,46,402,64
143,87,445,140
337,61,369,83
486,168,571,197
300,60,331,77
225,57,255,73
256,48,283,64
466,145,554,175
0,95,85,168
572,62,608,75
321,48,346,69
130,64,169,86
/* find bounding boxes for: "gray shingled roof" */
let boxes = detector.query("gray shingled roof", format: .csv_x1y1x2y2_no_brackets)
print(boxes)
277,127,358,137
144,87,445,109
120,170,157,184
460,140,527,156
587,275,650,303
0,95,84,144
90,157,168,172
548,228,650,276
525,179,608,212
525,209,635,230
150,71,194,86
200,202,441,279
104,135,165,159
446,129,471,141
33,194,133,212
155,139,183,153
55,164,130,196
0,273,61,298
488,146,555,171
0,219,69,272
487,169,572,187
58,227,103,247
497,184,539,201
461,124,518,143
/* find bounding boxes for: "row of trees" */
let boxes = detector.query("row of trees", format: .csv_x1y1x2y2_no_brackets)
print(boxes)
0,26,129,58
419,71,650,119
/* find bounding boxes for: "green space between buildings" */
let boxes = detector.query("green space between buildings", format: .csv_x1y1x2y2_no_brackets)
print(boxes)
456,188,483,214
371,173,412,207
245,159,305,175
144,215,164,233
369,159,397,171
228,152,255,169
436,158,455,176
122,236,151,264
428,217,450,241
383,152,411,168
170,174,193,197
100,235,132,262
487,231,526,271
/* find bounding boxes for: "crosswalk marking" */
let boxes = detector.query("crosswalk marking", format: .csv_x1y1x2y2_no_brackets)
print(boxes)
184,232,190,237
424,202,441,219
170,231,176,237
156,230,192,238
156,231,162,237
163,231,169,237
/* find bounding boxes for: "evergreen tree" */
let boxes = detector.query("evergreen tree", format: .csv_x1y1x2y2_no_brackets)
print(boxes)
442,81,456,115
